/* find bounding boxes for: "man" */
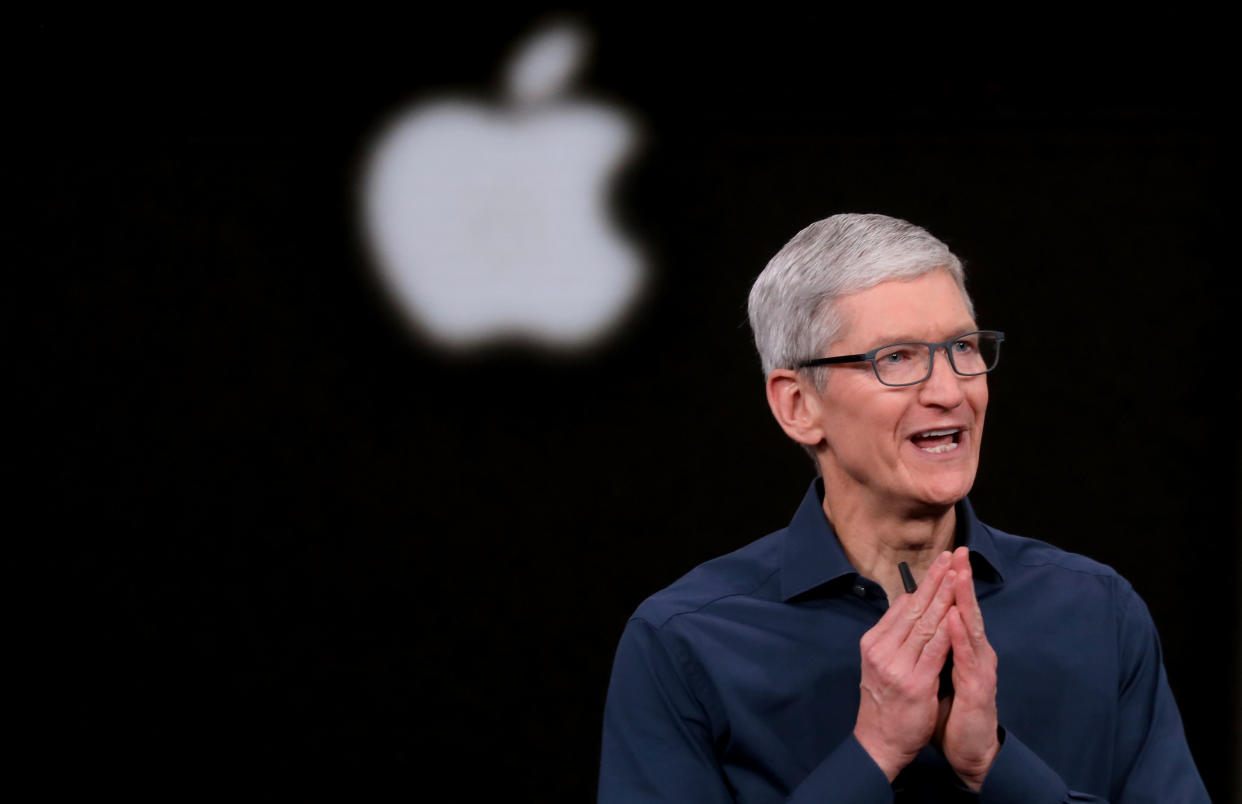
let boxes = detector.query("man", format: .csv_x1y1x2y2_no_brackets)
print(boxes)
598,214,1207,802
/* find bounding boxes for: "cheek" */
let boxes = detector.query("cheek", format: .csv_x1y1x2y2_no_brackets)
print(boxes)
968,379,989,420
826,402,902,459
881,402,919,460
969,385,988,452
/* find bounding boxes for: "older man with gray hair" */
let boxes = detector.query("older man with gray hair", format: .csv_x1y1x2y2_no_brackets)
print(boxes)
598,214,1207,802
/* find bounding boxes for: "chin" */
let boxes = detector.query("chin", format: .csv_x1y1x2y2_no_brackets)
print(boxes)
913,472,976,508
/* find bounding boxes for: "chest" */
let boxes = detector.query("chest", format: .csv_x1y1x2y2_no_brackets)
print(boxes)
691,592,1120,798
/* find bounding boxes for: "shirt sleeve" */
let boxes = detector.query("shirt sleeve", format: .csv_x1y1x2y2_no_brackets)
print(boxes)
977,728,1098,803
977,581,1209,804
598,617,894,804
1106,583,1209,802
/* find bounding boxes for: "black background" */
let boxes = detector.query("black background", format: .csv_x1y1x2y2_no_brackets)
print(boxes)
29,10,1238,801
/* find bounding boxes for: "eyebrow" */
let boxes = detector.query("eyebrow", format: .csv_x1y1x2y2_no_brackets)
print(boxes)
867,327,979,348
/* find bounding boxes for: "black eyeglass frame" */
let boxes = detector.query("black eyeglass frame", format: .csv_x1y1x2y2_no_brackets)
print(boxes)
796,330,1006,387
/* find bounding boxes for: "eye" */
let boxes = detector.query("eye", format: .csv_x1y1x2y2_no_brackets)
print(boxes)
879,346,916,363
951,338,977,354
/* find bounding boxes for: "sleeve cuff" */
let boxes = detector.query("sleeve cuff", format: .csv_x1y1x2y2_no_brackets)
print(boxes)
978,728,1070,804
788,733,894,804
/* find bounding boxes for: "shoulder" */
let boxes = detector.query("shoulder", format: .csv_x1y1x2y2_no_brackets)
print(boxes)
631,528,786,631
980,521,1141,608
987,523,1118,577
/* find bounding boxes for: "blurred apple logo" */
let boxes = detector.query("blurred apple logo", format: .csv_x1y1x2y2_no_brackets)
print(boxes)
360,21,646,351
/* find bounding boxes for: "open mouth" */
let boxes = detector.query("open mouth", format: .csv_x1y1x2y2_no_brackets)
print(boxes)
911,428,962,454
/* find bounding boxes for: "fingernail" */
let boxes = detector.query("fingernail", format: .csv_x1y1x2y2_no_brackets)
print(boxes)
937,552,951,567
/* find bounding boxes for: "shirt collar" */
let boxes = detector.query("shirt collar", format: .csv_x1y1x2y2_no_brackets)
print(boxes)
957,496,1007,586
779,479,1006,602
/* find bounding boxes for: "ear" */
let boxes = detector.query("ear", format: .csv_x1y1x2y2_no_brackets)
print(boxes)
765,369,827,448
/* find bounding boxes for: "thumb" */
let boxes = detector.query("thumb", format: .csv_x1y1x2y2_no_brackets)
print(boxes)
916,616,952,682
933,693,954,746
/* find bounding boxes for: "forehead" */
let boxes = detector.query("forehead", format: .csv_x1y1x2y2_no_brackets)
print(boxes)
833,269,975,348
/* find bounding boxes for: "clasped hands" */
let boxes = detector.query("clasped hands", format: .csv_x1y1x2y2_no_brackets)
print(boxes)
853,546,1000,792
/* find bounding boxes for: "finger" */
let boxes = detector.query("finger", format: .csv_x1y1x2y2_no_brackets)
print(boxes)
897,550,953,625
858,593,910,675
896,569,957,669
926,549,954,588
861,589,905,648
913,608,953,683
946,606,975,666
947,606,998,705
875,552,953,656
950,545,973,590
950,549,988,648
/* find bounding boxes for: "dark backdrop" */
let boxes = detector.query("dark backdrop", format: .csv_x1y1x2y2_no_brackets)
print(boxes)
30,10,1238,800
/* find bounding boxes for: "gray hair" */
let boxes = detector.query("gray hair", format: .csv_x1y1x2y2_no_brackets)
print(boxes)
747,213,973,382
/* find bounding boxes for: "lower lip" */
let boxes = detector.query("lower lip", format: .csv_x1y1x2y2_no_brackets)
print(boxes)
908,432,968,458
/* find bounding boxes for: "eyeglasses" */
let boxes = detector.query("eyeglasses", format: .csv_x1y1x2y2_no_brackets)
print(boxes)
797,330,1005,387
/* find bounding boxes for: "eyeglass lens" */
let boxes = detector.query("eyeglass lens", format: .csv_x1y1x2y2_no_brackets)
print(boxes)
873,332,1001,386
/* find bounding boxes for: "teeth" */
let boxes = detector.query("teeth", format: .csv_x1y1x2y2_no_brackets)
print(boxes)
922,442,959,454
918,428,959,437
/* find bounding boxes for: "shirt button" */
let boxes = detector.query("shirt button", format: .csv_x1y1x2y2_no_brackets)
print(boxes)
853,585,867,597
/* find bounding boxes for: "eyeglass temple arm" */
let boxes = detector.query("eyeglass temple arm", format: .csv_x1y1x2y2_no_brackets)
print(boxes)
797,354,869,369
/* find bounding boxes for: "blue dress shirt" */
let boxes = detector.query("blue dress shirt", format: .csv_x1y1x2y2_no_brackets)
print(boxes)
599,480,1207,802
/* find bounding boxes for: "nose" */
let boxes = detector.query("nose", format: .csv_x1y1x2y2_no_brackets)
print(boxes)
917,346,966,408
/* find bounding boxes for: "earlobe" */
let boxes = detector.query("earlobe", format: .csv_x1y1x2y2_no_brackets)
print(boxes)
765,370,826,447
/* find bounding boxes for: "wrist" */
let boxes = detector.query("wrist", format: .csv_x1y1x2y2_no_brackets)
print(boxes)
956,728,1002,793
852,728,910,783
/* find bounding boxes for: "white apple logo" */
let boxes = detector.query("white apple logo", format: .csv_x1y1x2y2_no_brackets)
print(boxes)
360,21,645,351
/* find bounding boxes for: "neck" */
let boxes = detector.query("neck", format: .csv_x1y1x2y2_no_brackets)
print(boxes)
821,490,959,604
